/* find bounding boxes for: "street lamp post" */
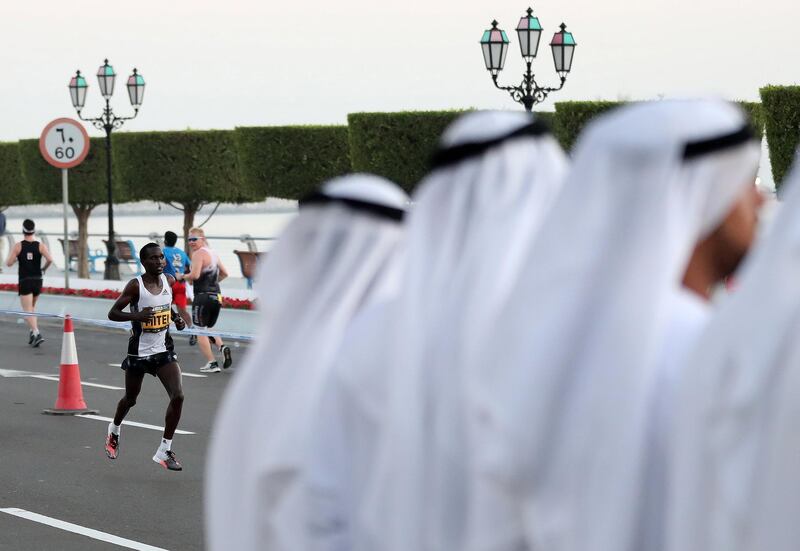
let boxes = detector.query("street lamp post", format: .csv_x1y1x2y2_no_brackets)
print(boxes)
481,7,576,111
68,59,145,280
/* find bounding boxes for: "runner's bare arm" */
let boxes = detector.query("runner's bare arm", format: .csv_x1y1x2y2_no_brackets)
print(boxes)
5,242,20,267
217,258,229,282
39,242,54,272
108,279,153,323
180,250,208,283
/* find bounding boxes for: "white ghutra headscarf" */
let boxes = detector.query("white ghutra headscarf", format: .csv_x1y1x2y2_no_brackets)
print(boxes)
205,174,408,551
361,110,568,551
668,154,800,551
470,99,761,551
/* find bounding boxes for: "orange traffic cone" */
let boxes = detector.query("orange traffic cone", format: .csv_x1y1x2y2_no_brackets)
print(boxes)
43,315,98,415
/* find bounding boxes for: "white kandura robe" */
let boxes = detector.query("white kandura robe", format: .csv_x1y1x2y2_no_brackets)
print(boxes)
636,287,711,551
468,99,761,551
667,153,800,551
305,299,398,551
205,174,408,551
361,110,568,551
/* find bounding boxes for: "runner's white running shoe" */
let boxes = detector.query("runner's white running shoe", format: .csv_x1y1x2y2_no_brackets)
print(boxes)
200,360,221,373
153,450,182,471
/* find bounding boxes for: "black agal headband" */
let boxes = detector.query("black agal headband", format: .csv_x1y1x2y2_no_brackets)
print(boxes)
429,118,551,171
299,192,405,222
682,124,757,160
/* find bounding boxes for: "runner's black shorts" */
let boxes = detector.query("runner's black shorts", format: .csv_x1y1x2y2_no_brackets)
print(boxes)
192,292,221,328
18,278,42,297
121,351,178,377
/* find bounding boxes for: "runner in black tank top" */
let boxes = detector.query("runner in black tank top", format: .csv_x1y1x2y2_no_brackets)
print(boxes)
18,241,43,283
177,228,233,373
5,219,53,347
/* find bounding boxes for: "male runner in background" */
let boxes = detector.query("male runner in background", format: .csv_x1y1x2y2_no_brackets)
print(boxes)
106,243,186,471
5,219,53,347
176,227,232,373
162,230,195,345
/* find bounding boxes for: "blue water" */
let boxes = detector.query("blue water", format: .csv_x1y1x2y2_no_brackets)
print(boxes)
3,207,297,275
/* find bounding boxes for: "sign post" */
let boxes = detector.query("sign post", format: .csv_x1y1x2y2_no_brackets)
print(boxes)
39,118,90,290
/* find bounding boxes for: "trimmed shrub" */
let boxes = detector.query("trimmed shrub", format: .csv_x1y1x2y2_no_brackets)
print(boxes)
19,137,118,205
114,130,245,203
0,142,25,208
19,136,118,277
534,111,557,131
553,101,625,152
348,111,464,193
737,101,766,136
114,130,249,242
552,100,763,153
235,125,351,200
760,86,800,189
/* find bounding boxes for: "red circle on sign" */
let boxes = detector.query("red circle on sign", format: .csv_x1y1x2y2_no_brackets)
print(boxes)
39,118,91,169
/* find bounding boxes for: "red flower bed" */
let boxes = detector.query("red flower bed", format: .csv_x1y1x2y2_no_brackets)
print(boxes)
221,297,255,310
0,283,255,310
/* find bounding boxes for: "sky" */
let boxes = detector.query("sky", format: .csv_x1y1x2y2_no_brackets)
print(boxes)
0,0,796,143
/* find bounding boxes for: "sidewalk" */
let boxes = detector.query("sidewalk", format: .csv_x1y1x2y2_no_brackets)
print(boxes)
0,265,259,338
0,291,257,338
0,267,257,301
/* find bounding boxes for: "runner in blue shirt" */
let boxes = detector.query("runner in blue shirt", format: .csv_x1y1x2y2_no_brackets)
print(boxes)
163,231,194,343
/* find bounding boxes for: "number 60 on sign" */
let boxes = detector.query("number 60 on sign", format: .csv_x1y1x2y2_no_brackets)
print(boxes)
39,118,90,169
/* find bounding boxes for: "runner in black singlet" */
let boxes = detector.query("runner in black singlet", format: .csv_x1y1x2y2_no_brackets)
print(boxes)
5,219,53,347
176,227,233,373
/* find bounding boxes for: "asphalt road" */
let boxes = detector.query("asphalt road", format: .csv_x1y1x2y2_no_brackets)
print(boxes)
0,316,247,550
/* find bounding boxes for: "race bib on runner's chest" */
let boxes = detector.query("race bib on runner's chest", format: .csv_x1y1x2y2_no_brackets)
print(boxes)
142,305,171,333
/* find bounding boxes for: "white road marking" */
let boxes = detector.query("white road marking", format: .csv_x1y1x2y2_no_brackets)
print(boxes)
0,507,168,550
0,368,34,378
30,375,123,390
0,368,123,390
77,414,196,435
108,363,121,367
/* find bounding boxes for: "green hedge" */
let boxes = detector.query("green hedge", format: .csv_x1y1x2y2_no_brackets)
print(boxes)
737,101,766,136
235,125,351,200
760,86,800,189
348,111,464,192
18,137,118,206
113,130,251,204
0,98,786,206
0,142,24,208
553,101,625,152
553,100,765,153
534,111,557,131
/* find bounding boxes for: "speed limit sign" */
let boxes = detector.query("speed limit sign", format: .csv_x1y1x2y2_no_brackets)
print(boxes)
39,117,91,291
39,118,90,169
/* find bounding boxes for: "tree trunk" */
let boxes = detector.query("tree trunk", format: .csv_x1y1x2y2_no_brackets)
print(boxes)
182,202,200,251
71,204,94,279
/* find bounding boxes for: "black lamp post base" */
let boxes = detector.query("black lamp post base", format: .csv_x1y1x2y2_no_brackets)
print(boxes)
104,257,121,281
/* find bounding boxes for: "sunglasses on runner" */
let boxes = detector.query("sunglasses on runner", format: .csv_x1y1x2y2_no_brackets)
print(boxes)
188,237,200,242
